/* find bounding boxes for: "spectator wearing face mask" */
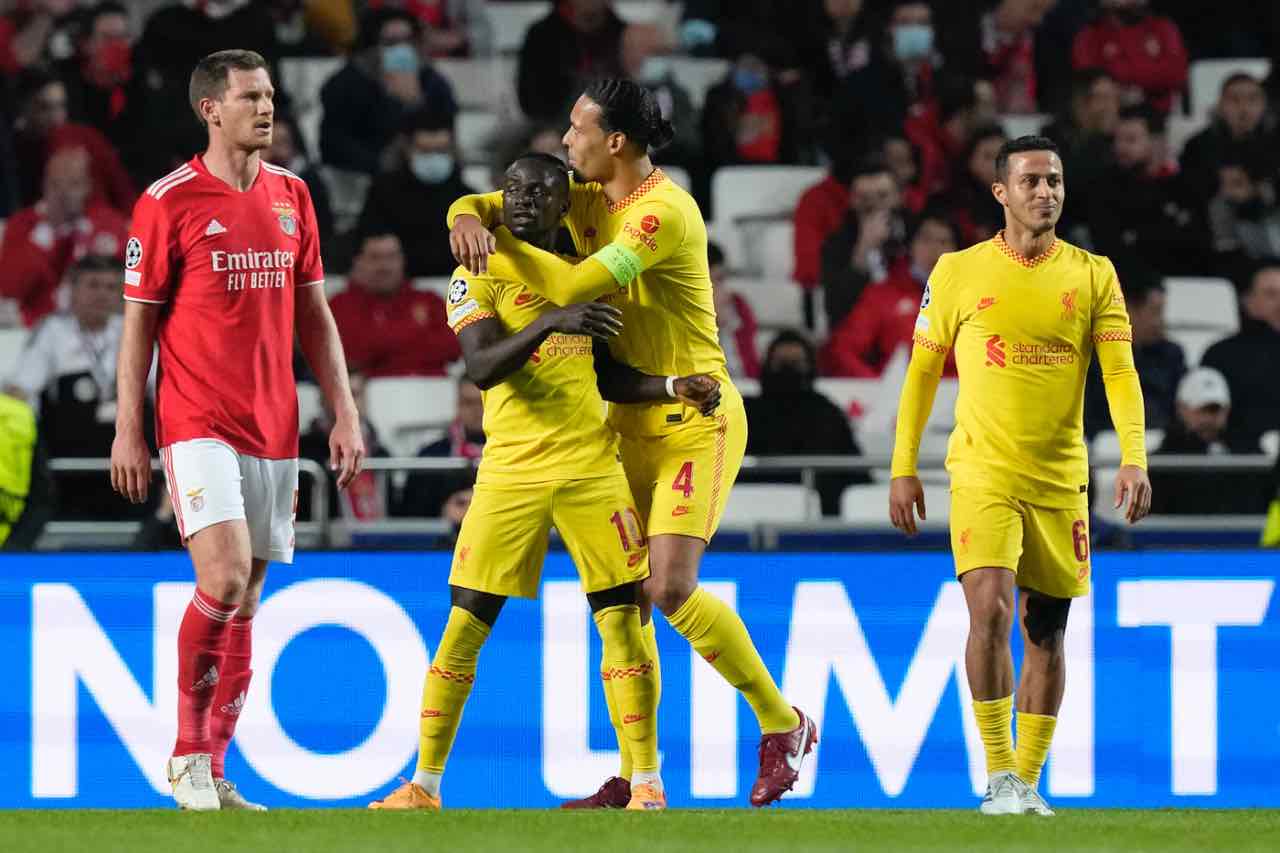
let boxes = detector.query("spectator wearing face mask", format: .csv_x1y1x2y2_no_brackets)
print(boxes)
355,106,475,277
823,212,959,378
702,40,812,175
320,7,458,174
56,2,133,147
1071,0,1188,114
0,146,127,327
819,156,908,330
743,331,866,515
365,0,493,58
1181,73,1279,206
1148,367,1270,515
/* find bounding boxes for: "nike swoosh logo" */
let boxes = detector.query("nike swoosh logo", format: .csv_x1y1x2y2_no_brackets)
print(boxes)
514,292,534,305
671,506,691,517
784,719,812,773
703,651,720,664
420,709,448,718
627,551,645,567
622,713,648,724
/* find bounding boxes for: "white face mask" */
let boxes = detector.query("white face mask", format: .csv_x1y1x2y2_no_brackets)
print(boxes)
641,56,672,81
410,151,454,184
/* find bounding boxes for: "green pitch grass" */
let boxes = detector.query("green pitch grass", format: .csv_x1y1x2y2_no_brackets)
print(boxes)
1,809,1277,853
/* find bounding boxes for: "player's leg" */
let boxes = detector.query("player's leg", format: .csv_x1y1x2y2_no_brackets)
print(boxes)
553,472,662,809
371,481,551,810
1007,498,1090,816
162,440,254,811
951,488,1025,814
641,409,815,806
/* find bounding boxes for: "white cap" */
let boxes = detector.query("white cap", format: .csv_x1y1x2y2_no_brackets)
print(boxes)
1176,367,1231,409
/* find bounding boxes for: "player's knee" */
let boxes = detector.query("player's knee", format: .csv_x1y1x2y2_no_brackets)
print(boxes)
200,556,251,604
972,593,1014,642
1023,593,1071,652
450,585,506,627
644,573,695,615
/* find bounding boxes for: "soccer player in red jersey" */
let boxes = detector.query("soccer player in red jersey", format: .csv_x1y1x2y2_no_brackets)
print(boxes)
110,50,365,811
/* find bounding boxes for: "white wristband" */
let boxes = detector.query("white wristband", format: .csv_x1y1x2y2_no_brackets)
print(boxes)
665,376,678,399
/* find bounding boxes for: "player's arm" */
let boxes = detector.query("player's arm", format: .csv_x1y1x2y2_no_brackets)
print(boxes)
889,261,957,536
591,339,721,416
295,283,364,489
447,192,503,274
458,303,624,389
1093,261,1151,523
111,300,161,504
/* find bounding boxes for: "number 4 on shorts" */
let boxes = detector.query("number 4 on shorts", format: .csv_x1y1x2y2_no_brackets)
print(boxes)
671,462,694,499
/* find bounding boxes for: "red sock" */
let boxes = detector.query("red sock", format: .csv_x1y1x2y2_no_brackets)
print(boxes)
209,615,253,779
173,588,238,757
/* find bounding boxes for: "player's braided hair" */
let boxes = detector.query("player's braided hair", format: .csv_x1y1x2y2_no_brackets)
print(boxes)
582,78,676,154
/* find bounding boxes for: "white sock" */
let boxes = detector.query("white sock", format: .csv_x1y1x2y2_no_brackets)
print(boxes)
631,770,662,790
412,769,442,797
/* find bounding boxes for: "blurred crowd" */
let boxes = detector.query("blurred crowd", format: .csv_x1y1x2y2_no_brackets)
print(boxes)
2,0,1280,536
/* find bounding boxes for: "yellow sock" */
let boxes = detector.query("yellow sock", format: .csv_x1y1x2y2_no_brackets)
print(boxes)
1015,712,1057,789
666,586,798,734
641,617,661,710
600,667,633,779
417,607,490,773
972,696,1016,775
594,605,659,773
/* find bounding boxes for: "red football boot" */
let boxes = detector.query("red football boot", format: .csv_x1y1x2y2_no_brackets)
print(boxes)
749,707,818,807
560,776,632,809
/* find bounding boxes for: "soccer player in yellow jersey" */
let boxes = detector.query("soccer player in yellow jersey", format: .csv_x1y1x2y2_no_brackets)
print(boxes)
448,80,817,808
369,154,722,812
889,136,1153,816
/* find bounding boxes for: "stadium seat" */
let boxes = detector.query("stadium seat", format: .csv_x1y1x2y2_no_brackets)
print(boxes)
457,111,502,165
741,220,793,281
668,57,731,110
1164,277,1238,333
318,166,372,232
297,382,324,430
0,326,27,372
1091,466,1123,523
412,277,451,299
488,1,552,54
814,378,880,422
278,57,343,155
1091,429,1165,464
721,483,816,525
1188,58,1270,121
999,113,1048,140
463,164,495,192
731,276,805,329
434,57,517,111
614,1,676,25
364,377,456,456
840,481,950,525
1168,328,1226,367
1261,430,1280,459
711,165,825,261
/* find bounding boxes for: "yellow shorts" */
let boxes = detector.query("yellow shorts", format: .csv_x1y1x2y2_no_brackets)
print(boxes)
950,487,1092,599
618,400,748,541
449,471,650,599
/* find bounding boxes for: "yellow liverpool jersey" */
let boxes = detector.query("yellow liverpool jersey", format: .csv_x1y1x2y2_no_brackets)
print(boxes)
892,232,1146,508
448,169,740,437
444,266,619,484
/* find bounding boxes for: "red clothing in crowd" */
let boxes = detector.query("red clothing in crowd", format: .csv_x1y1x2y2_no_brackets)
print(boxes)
793,175,849,289
822,262,957,378
16,123,137,214
1071,14,1188,113
330,281,460,377
0,199,127,326
982,11,1037,113
718,291,761,379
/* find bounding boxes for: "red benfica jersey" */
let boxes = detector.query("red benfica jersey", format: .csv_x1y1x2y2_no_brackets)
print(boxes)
122,156,323,458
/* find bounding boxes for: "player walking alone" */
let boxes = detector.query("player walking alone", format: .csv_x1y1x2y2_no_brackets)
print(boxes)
448,80,816,808
111,50,364,811
889,136,1151,816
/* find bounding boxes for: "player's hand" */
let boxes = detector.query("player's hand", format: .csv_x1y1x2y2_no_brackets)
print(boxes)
674,374,721,416
889,475,927,537
110,429,152,505
450,214,497,275
546,302,623,338
1113,464,1151,524
329,416,366,490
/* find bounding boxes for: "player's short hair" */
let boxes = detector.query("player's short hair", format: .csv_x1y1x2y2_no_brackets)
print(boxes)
994,135,1061,183
1220,72,1263,97
68,253,120,284
582,78,675,153
188,49,268,127
510,151,569,184
1117,104,1164,136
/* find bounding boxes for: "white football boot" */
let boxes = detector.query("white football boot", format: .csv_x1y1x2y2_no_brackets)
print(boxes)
215,778,267,811
167,754,220,811
1018,780,1056,816
979,770,1023,815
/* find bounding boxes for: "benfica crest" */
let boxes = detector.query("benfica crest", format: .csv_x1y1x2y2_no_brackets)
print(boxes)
272,201,298,236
